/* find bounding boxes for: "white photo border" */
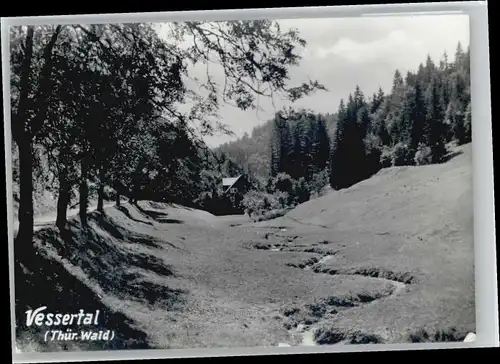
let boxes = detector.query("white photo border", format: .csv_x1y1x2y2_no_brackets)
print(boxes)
2,1,497,363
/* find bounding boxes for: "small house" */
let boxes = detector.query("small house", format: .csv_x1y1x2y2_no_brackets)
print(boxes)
219,175,252,215
222,175,250,195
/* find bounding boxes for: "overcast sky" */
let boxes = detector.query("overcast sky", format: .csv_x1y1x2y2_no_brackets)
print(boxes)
159,14,470,147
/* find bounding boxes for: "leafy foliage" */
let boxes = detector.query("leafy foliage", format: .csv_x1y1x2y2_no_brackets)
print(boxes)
10,20,324,239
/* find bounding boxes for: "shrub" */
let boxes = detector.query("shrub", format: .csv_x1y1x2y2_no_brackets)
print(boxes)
267,172,294,195
252,208,290,222
392,143,413,166
380,146,393,168
364,134,383,176
414,143,433,166
309,169,329,197
292,177,311,204
194,190,213,209
241,190,289,217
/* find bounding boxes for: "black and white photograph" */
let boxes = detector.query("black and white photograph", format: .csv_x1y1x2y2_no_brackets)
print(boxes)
5,5,489,357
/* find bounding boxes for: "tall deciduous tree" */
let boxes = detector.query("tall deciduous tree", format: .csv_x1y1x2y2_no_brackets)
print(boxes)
10,20,325,245
11,25,62,249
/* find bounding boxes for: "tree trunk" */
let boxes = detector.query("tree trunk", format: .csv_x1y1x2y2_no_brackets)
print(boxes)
15,139,34,249
79,158,89,227
13,27,35,251
12,27,34,145
13,25,62,250
56,169,70,231
97,169,105,213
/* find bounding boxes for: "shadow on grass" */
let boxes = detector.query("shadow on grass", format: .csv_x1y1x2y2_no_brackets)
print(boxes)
134,204,184,224
135,204,169,219
310,265,416,285
88,212,164,250
90,211,187,252
116,205,154,226
408,327,468,343
14,250,152,351
35,217,187,312
157,218,184,224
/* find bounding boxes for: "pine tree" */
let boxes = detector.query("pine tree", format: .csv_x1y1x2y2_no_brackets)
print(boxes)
393,69,405,91
441,51,449,71
455,42,464,66
387,70,406,145
463,45,471,94
410,80,427,153
369,86,385,119
270,113,293,177
357,104,371,141
372,90,390,146
377,87,385,102
424,54,436,85
330,99,347,189
448,51,471,144
463,101,472,143
354,85,365,110
346,93,356,121
290,116,314,180
423,75,447,163
279,118,293,176
405,71,417,88
446,100,466,145
370,92,379,114
417,62,426,81
270,118,281,177
330,88,371,189
440,77,452,118
377,116,390,147
400,85,416,146
312,115,330,172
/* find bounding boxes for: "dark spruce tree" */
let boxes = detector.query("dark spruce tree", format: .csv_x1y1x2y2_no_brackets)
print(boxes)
270,112,293,177
409,80,427,154
329,89,371,190
424,74,448,163
329,99,347,189
312,114,330,172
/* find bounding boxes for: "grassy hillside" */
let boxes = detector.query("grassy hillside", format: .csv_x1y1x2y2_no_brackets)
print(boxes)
254,142,474,343
14,143,474,351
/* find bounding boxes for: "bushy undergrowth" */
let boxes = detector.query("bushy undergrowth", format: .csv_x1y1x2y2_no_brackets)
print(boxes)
392,143,414,166
414,143,433,166
242,171,329,220
379,142,451,168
